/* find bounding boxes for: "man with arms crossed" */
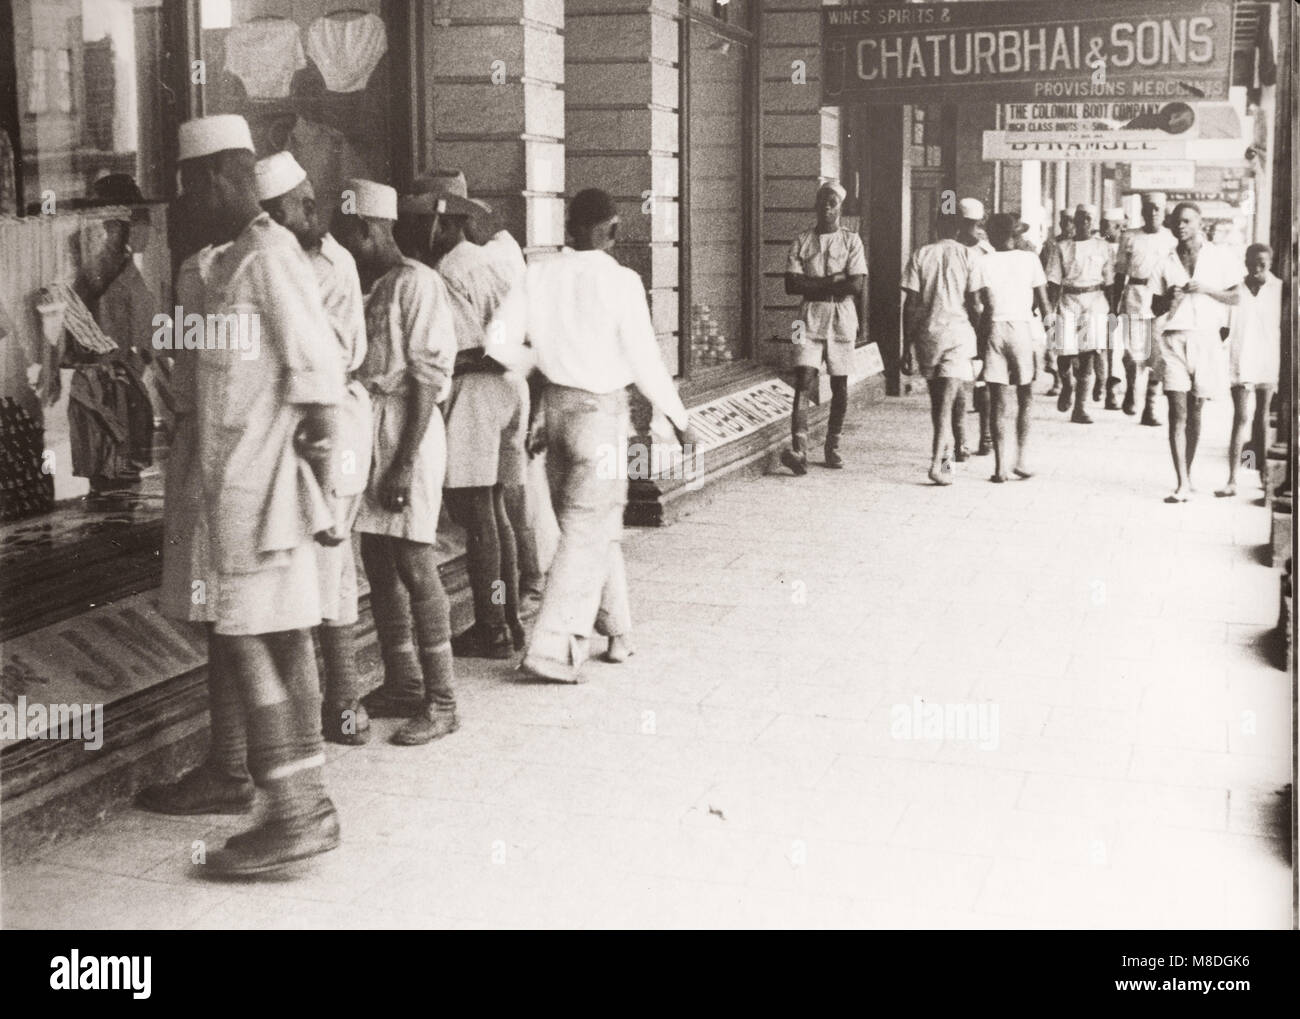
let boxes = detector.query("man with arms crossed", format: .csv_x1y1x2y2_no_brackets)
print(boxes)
781,180,866,473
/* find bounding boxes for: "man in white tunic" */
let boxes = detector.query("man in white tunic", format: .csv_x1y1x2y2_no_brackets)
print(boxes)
1045,204,1113,424
256,151,373,746
1112,191,1176,425
782,181,866,473
1149,202,1240,502
334,180,460,745
139,242,252,818
504,189,695,683
1217,243,1281,497
169,115,344,874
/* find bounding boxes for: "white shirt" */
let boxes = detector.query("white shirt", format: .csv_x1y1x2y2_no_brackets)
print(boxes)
500,248,688,430
786,227,867,343
901,238,979,353
968,249,1045,322
308,233,367,373
1115,227,1177,317
1153,241,1239,333
437,239,507,353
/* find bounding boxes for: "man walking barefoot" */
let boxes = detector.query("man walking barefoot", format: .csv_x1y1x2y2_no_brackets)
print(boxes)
1149,202,1240,503
901,210,981,485
1218,244,1280,497
968,213,1053,483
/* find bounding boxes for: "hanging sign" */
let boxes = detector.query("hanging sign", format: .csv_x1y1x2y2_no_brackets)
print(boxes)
822,0,1233,106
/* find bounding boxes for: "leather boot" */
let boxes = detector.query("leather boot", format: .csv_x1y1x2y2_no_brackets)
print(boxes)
781,430,809,476
1072,360,1093,424
824,432,843,469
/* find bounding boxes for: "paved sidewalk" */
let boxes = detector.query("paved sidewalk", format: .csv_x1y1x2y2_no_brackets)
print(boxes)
2,387,1292,929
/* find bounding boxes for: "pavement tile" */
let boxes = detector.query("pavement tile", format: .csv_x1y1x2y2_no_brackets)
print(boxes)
2,390,1288,929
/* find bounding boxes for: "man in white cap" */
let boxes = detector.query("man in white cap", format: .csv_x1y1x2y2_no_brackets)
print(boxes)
901,206,982,484
1045,203,1113,423
162,114,344,874
1112,191,1175,425
255,151,373,746
402,170,529,660
1218,243,1281,497
501,188,694,683
781,179,866,473
1147,201,1240,502
333,178,461,743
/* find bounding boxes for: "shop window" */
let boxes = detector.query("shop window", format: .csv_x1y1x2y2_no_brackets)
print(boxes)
197,1,399,228
10,1,169,210
683,3,755,376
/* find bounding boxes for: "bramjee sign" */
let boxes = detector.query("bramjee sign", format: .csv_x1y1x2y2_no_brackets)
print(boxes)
821,0,1233,106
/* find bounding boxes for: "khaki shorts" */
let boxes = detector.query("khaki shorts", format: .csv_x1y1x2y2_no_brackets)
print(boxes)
443,371,528,489
1158,330,1225,398
983,321,1037,386
793,336,854,376
921,344,975,382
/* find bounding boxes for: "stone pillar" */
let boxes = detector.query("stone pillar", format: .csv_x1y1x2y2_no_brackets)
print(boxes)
424,0,565,253
566,0,681,384
759,0,842,365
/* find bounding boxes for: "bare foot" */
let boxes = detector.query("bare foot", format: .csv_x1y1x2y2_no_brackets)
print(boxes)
928,462,953,486
1164,488,1192,504
603,636,634,663
990,473,1008,483
1215,482,1237,498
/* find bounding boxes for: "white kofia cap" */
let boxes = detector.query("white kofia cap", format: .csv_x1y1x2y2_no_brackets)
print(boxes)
347,179,398,221
1103,207,1126,221
958,197,985,220
177,114,254,162
254,152,307,202
817,179,847,201
1143,191,1168,207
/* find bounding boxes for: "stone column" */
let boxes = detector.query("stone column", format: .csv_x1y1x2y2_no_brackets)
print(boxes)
759,0,842,367
424,0,566,253
566,0,682,382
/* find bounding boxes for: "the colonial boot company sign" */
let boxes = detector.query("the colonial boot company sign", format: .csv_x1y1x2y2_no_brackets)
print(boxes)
821,1,1233,106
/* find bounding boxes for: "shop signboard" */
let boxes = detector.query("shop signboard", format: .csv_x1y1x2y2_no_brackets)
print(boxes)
822,0,1233,106
981,130,1188,161
1130,161,1197,189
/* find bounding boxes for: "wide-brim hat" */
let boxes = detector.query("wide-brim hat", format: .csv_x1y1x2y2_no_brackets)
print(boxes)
399,168,481,218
